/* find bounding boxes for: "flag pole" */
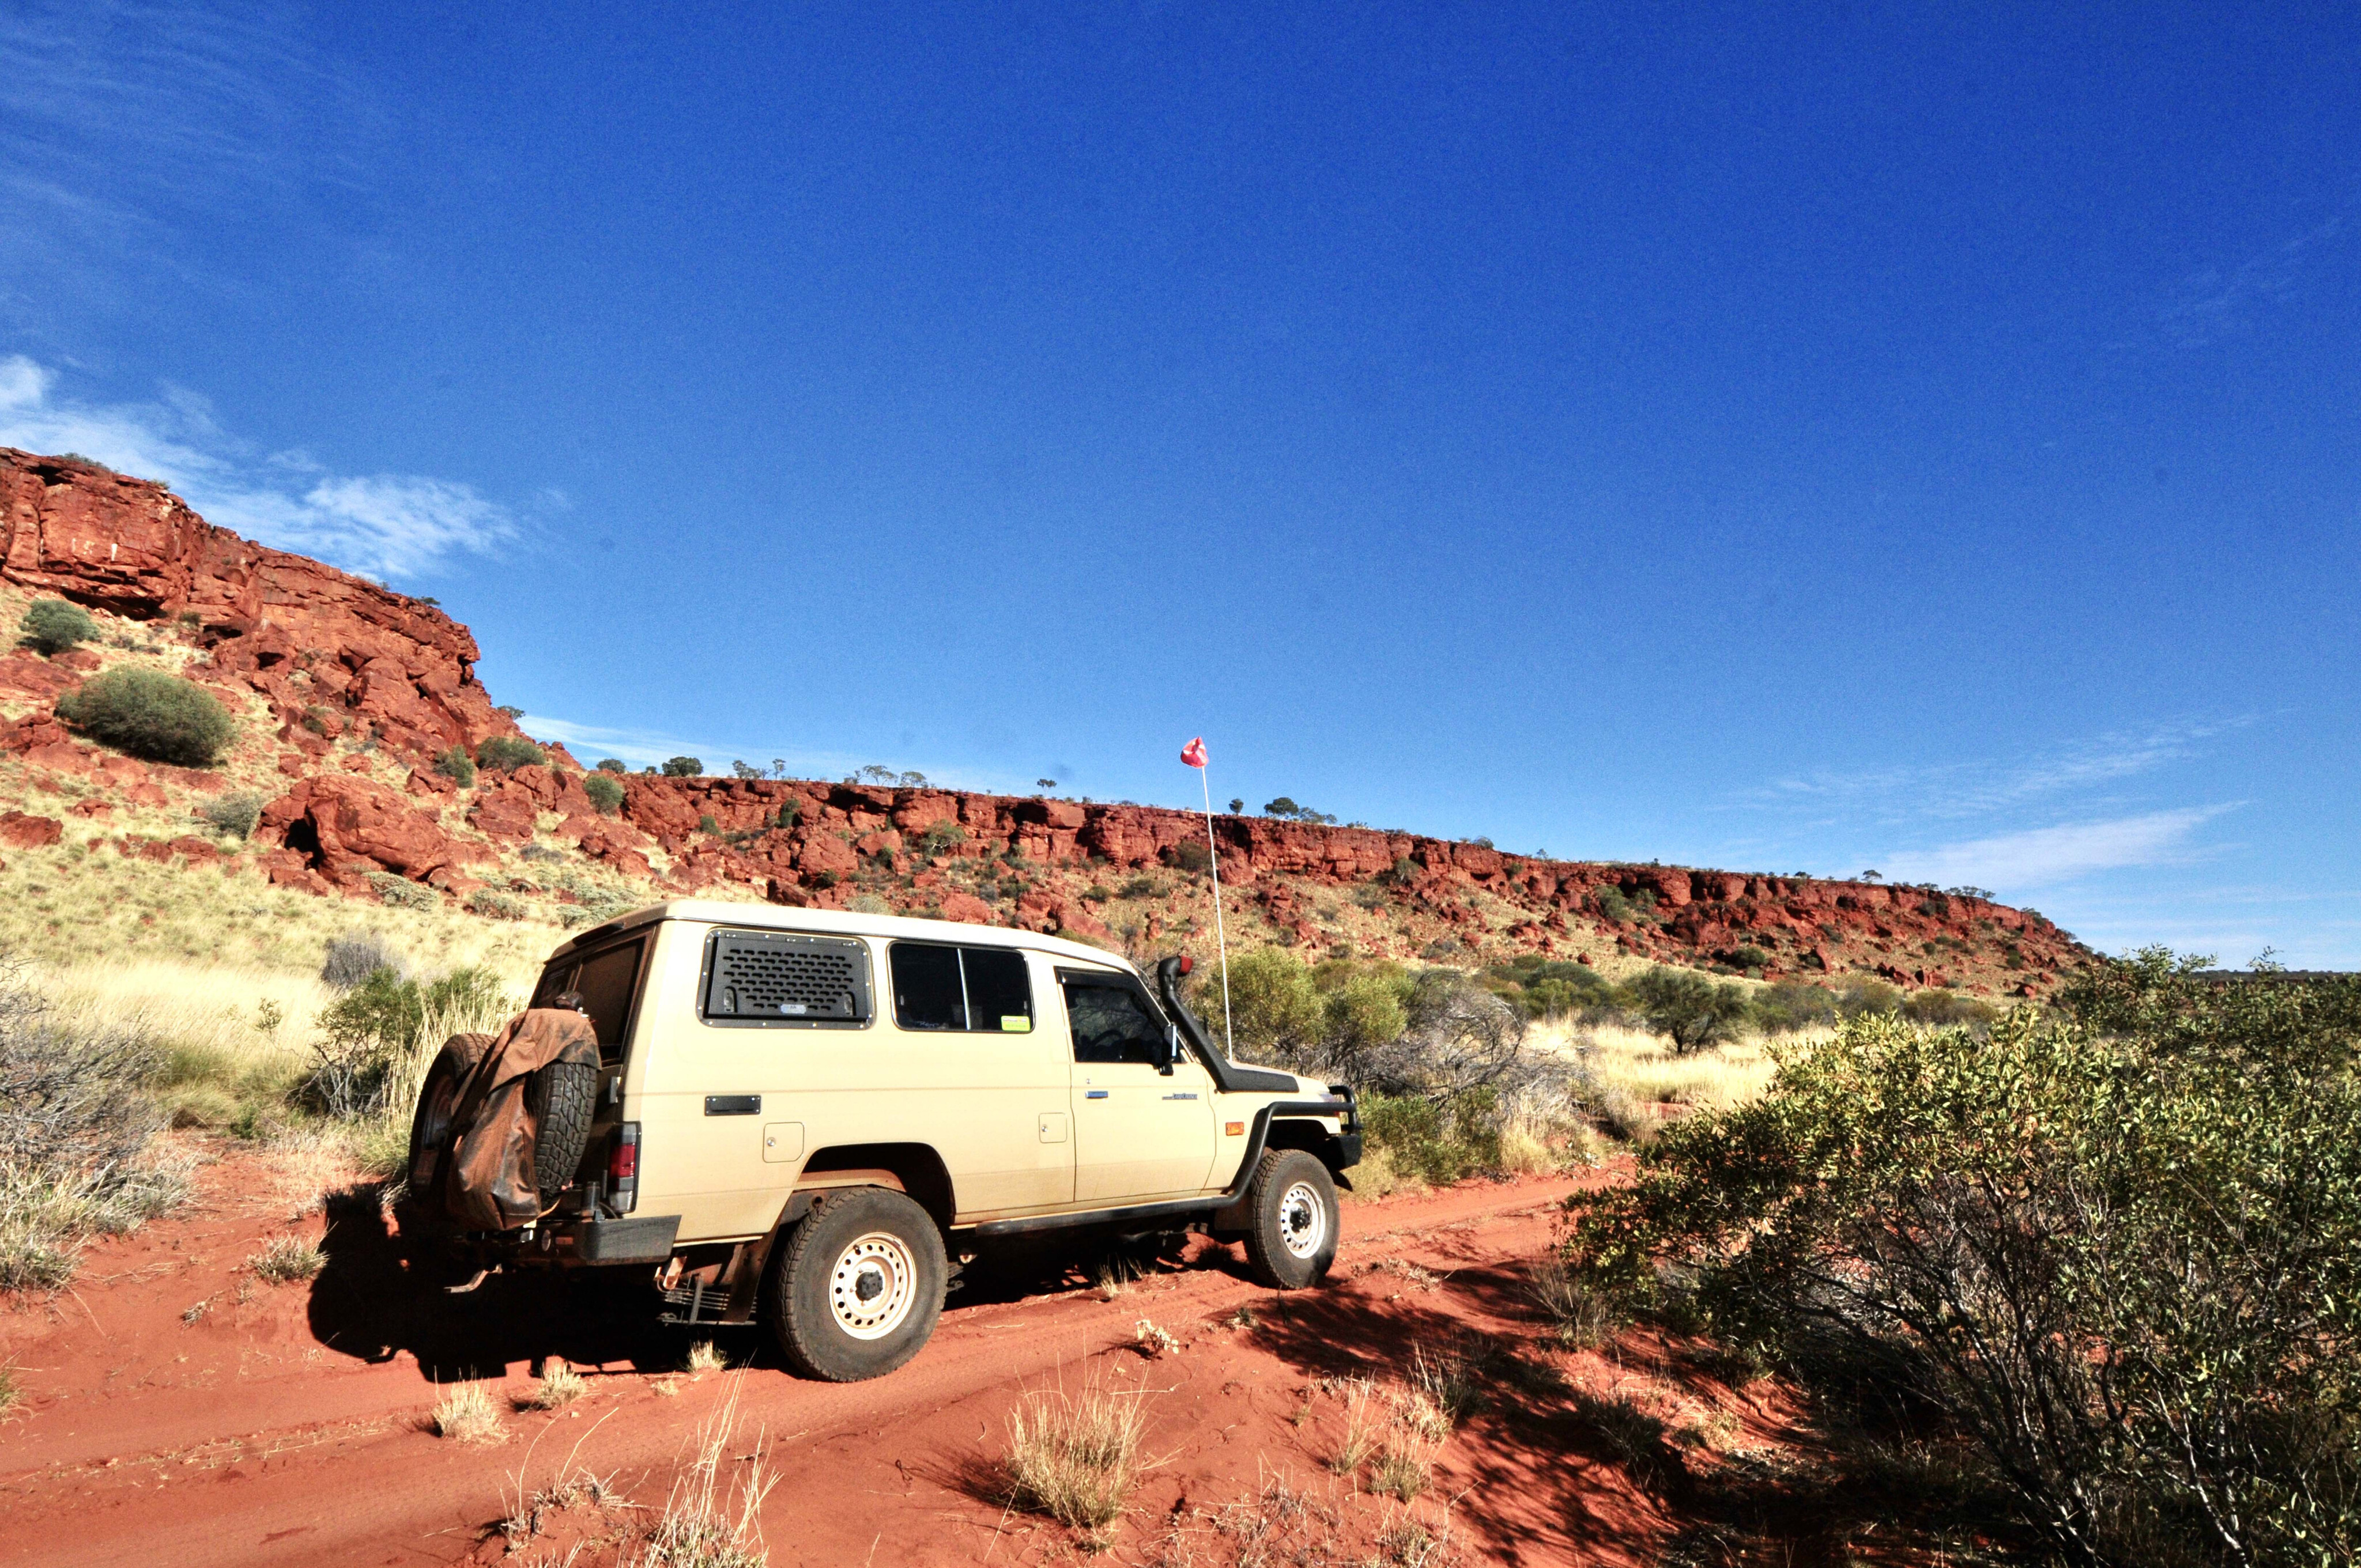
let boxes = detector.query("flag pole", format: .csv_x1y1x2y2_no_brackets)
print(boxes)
1197,764,1235,1055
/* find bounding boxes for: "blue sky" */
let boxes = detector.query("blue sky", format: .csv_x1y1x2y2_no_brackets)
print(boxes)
2,3,2356,965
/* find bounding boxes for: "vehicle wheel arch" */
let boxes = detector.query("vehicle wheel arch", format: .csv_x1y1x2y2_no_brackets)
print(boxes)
795,1142,956,1233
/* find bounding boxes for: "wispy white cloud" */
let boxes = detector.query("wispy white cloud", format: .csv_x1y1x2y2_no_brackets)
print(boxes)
1753,719,2246,824
0,354,513,579
2159,217,2347,349
1877,806,2237,890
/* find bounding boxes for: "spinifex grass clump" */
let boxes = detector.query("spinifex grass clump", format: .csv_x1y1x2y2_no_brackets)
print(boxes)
1002,1375,1150,1534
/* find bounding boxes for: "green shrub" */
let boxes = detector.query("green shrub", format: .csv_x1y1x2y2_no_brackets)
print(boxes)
1750,980,1838,1034
1322,974,1408,1054
661,755,703,777
1628,967,1751,1053
475,735,544,772
595,757,627,773
367,872,435,910
19,598,96,655
467,888,525,920
1361,1090,1499,1185
911,820,965,857
1227,949,1325,1057
1726,944,1770,972
199,789,266,840
1167,840,1210,874
581,773,624,815
56,668,236,766
433,746,477,787
1902,988,1998,1027
1566,952,2361,1568
1593,886,1635,923
310,966,507,1117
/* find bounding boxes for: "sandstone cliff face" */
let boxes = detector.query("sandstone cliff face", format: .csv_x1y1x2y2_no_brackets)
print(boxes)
0,448,2086,992
0,449,540,766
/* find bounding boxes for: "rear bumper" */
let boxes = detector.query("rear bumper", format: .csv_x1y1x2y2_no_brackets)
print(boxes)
425,1212,682,1268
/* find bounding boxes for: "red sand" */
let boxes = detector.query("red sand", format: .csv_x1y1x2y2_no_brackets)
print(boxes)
0,1154,1811,1566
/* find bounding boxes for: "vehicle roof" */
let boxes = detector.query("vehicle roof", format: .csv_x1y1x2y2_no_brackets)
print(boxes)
544,899,1139,973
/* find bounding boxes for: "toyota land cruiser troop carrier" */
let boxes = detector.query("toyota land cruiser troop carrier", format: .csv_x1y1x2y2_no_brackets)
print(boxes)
406,900,1361,1381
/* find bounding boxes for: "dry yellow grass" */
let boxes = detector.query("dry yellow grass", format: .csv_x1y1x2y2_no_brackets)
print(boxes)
432,1382,507,1444
1002,1373,1151,1535
1529,1018,1794,1116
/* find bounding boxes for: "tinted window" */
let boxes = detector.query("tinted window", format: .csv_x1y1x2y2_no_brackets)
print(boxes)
889,943,1036,1033
892,943,967,1030
1064,980,1166,1065
963,948,1033,1033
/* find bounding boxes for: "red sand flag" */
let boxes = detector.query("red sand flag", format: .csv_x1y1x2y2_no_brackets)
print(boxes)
1180,735,1233,1052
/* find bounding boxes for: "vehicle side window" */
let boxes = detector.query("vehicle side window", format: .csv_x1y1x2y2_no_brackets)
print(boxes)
891,943,966,1030
889,943,1036,1033
1063,980,1165,1066
531,962,578,1011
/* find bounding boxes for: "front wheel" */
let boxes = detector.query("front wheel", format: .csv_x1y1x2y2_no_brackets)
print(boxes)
1240,1148,1340,1290
764,1187,947,1382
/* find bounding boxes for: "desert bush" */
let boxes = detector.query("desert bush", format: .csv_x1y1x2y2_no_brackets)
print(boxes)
320,931,405,989
1228,948,1326,1059
1564,950,2361,1568
661,755,703,777
1726,944,1770,972
1322,972,1408,1054
1751,980,1839,1034
367,872,435,910
1628,966,1750,1054
476,735,544,772
0,959,183,1290
431,1382,506,1444
911,820,965,857
20,598,96,654
595,757,626,773
1166,839,1211,874
468,889,525,920
199,789,266,840
308,965,508,1119
581,773,624,815
1901,988,1997,1028
432,745,477,787
1593,886,1635,923
56,668,236,766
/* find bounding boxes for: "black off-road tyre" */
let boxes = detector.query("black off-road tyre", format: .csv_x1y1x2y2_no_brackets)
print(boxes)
406,1032,494,1193
1240,1148,1340,1290
764,1188,947,1382
525,1059,599,1206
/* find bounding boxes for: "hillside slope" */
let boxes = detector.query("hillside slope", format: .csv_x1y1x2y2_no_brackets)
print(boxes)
0,447,2090,993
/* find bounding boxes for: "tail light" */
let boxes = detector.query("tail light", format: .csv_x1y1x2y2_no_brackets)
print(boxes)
608,1122,640,1214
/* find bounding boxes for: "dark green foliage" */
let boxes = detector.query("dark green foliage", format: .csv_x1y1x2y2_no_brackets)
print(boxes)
1168,840,1211,874
1593,886,1635,923
495,704,525,719
433,746,477,787
199,789,266,840
475,735,545,772
20,598,96,654
1900,988,1997,1027
581,773,624,815
1628,966,1751,1053
1726,944,1770,972
310,966,507,1117
1565,951,2361,1568
1360,1091,1500,1185
595,757,627,773
661,755,702,777
911,819,966,857
697,813,719,834
1261,796,1339,824
56,668,236,766
1485,957,1610,1018
772,800,800,830
1749,981,1839,1034
730,760,763,780
1228,797,1244,813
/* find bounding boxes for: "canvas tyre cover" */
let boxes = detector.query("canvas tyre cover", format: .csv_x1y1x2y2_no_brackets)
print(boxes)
439,1008,601,1231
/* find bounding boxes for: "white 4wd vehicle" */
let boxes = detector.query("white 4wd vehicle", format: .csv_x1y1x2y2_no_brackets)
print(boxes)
408,901,1361,1381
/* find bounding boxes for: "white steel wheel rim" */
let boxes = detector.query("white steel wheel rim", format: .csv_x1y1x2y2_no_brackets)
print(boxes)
1277,1181,1327,1260
828,1231,919,1340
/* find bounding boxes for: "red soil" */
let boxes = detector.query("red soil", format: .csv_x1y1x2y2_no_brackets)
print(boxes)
0,1151,1827,1567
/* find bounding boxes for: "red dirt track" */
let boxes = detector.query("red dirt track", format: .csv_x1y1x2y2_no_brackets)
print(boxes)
0,1156,1801,1566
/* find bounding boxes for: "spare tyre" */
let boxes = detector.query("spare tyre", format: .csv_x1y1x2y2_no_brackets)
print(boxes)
407,1032,495,1193
525,1057,600,1206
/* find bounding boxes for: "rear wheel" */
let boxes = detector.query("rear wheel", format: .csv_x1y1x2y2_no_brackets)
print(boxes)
765,1187,946,1382
1241,1148,1340,1290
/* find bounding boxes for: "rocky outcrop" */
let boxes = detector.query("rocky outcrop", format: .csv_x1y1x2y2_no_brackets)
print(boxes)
0,448,551,768
0,447,2087,992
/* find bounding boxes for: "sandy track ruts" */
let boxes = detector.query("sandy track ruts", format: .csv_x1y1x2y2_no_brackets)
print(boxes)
0,1169,1619,1567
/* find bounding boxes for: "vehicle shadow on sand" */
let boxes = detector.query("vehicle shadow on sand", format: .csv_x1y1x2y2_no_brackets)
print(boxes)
304,1185,692,1382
